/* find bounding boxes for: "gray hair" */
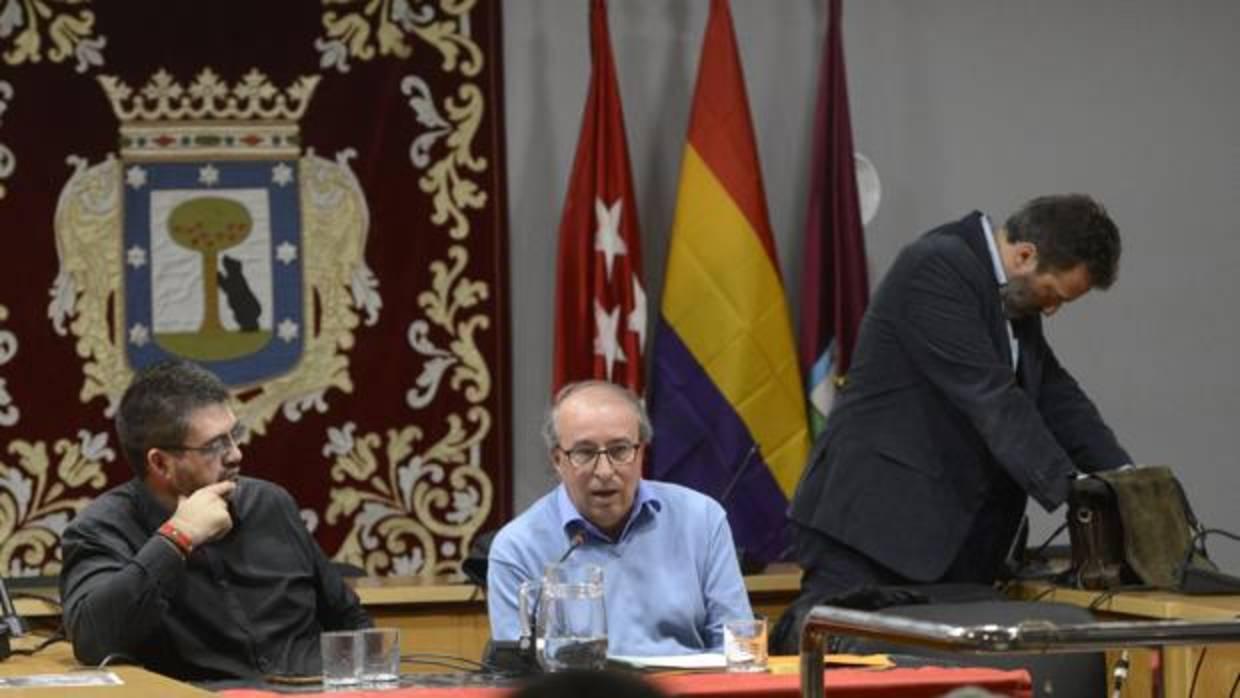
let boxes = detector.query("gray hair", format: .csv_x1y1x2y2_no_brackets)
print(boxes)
540,380,653,451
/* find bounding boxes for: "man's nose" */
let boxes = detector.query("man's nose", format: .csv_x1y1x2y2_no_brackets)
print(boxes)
1042,302,1061,317
592,455,617,479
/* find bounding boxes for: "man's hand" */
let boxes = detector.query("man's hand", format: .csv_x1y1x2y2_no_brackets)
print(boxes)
167,480,236,546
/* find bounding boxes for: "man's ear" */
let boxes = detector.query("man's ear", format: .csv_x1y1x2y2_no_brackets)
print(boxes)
549,450,566,480
1012,241,1039,274
146,448,173,482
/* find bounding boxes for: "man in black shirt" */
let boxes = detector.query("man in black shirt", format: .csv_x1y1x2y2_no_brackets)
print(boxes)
60,359,371,680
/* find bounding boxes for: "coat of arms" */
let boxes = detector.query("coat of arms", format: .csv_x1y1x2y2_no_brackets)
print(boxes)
51,68,380,429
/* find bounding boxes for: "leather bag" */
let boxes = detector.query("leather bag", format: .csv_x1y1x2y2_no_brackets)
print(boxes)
1067,466,1216,590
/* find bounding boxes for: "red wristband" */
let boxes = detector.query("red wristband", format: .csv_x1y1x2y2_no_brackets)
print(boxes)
158,522,193,557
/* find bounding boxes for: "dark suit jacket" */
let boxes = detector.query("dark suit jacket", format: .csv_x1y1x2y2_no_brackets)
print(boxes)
789,212,1130,582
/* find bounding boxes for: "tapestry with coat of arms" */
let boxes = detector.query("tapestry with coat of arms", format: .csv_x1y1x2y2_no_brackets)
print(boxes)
0,0,511,579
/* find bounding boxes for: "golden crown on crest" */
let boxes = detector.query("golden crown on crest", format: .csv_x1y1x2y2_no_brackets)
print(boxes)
97,68,320,123
95,68,321,159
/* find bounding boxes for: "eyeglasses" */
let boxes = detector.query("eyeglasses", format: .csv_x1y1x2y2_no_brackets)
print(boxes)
556,441,642,471
156,423,247,461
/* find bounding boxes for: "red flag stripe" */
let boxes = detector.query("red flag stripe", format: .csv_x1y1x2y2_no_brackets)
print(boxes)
683,0,780,267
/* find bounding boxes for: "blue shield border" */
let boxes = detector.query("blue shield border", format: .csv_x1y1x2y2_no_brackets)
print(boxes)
122,160,304,386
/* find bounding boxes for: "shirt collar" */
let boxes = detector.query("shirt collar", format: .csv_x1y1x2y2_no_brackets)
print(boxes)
981,213,1021,370
554,480,662,544
980,214,1008,286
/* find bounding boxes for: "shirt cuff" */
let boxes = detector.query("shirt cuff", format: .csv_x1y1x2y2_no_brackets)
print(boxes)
135,534,188,596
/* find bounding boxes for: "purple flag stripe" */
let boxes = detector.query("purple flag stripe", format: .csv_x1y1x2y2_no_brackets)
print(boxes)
647,317,792,562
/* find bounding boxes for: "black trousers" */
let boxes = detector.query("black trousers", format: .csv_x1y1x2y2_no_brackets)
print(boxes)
769,524,1011,654
794,525,909,598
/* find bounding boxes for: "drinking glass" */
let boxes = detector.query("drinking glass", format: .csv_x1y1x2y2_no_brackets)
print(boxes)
360,627,400,684
320,630,362,687
724,617,768,672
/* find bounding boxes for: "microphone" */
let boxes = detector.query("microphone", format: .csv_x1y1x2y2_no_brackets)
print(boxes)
717,442,759,505
534,530,586,637
0,578,25,660
556,530,587,565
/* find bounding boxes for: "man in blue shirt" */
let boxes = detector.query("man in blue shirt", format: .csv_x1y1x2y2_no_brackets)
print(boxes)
487,380,752,656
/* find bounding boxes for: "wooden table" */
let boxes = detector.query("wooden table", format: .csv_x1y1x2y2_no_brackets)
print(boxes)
1010,583,1240,697
11,564,802,675
215,666,1033,698
0,640,212,697
351,564,801,669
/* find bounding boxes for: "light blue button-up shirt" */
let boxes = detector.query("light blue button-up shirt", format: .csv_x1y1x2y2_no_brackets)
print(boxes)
486,480,753,656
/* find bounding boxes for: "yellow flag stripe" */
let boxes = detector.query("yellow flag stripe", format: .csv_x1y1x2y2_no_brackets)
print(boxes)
661,145,809,496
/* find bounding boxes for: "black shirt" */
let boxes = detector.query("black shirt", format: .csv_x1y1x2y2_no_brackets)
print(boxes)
59,477,371,680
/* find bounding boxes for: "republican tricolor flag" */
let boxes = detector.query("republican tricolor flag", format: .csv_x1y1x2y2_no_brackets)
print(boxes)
647,0,809,562
552,0,646,396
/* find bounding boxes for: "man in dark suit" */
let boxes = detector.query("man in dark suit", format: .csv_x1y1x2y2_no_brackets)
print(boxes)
788,194,1131,600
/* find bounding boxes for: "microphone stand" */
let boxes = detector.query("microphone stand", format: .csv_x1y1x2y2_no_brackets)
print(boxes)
717,443,772,572
0,579,25,660
717,442,759,505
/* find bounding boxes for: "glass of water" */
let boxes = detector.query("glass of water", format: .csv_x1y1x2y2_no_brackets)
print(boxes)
540,562,607,671
320,630,362,687
360,627,400,685
724,617,768,673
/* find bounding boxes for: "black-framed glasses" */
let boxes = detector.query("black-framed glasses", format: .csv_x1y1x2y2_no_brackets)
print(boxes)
156,422,247,461
555,441,642,472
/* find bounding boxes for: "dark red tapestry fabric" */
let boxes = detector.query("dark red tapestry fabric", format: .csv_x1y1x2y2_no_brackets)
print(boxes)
0,0,510,577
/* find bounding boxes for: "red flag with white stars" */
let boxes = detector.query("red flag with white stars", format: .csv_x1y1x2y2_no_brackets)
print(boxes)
552,0,646,396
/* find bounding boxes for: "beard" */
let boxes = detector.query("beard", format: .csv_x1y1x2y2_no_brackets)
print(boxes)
1000,274,1040,319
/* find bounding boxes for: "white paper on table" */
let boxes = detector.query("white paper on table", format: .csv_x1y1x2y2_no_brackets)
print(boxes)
0,671,123,688
607,653,726,670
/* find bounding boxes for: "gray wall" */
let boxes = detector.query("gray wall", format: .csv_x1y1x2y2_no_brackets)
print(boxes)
504,1,1240,571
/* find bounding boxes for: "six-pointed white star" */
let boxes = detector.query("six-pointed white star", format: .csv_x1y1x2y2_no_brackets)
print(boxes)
125,166,148,189
593,198,627,280
278,318,300,342
128,323,150,347
126,245,147,269
198,164,220,186
272,163,294,187
276,241,298,265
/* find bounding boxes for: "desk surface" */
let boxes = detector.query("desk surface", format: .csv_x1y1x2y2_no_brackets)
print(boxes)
0,641,213,696
12,564,803,618
215,666,1032,698
350,564,801,606
1,632,1034,698
1009,582,1240,698
7,566,804,685
1010,582,1240,620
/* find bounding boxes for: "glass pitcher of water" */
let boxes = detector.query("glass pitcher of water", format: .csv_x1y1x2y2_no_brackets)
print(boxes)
538,562,607,671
